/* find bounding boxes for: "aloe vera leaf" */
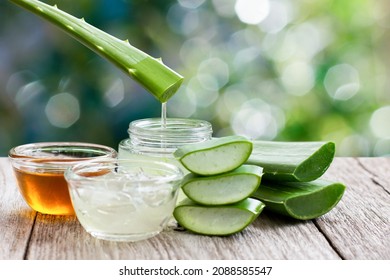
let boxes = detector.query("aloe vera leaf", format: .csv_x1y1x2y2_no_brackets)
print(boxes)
174,136,253,176
173,198,265,236
10,0,183,103
181,165,263,205
251,179,345,220
246,140,335,182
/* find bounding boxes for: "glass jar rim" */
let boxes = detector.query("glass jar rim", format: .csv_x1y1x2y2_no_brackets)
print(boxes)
8,142,118,171
65,158,183,184
128,118,212,137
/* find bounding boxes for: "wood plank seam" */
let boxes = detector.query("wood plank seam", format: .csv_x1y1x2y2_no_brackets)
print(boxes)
370,177,390,196
23,212,38,260
356,158,390,195
312,220,345,260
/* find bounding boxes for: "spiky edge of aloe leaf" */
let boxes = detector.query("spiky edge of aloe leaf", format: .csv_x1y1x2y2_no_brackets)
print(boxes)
10,0,184,103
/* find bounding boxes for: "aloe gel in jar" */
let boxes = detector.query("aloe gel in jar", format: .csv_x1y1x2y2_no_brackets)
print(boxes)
118,118,212,206
118,118,213,173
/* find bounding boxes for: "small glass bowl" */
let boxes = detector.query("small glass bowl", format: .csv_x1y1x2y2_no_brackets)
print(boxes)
64,158,183,242
8,142,117,215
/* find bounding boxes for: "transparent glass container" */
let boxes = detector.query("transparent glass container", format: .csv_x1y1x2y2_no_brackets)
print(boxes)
8,142,117,215
118,118,213,172
65,158,183,242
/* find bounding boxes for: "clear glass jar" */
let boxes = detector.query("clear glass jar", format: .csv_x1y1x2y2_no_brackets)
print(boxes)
118,118,213,172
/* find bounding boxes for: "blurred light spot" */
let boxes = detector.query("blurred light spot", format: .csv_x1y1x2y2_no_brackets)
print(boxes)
288,22,328,59
262,31,295,62
262,20,332,61
281,61,314,96
181,10,200,35
212,0,236,17
168,85,197,117
324,64,360,100
194,11,218,38
370,106,390,139
15,81,45,108
103,78,124,108
339,134,370,156
216,85,249,123
167,4,188,34
197,58,229,91
231,99,284,140
187,77,219,107
223,85,249,111
235,0,270,25
259,0,291,33
180,37,211,66
233,47,260,68
178,0,206,9
45,92,80,128
6,71,38,97
167,4,213,36
228,29,252,53
373,139,390,156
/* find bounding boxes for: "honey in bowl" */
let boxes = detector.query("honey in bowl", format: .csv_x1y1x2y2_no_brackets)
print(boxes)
9,142,117,215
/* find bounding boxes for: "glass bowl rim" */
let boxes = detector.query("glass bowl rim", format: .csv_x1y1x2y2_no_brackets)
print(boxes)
8,142,118,170
64,157,183,184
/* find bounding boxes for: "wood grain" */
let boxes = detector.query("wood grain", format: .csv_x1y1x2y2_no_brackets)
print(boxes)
0,157,389,260
0,158,36,260
357,157,390,193
26,213,340,260
321,157,390,259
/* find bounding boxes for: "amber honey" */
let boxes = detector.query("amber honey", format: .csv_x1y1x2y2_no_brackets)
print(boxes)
13,168,74,215
9,142,118,215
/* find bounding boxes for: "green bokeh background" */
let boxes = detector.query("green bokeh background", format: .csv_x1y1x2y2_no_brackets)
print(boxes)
1,0,389,156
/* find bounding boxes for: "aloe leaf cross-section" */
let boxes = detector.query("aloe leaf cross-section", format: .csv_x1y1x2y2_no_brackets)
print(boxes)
174,135,253,176
173,198,265,236
251,179,346,220
10,0,183,103
246,140,335,182
181,165,263,205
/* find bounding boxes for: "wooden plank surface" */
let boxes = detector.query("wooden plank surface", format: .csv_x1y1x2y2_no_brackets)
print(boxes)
358,157,390,193
26,212,340,260
0,157,389,260
321,157,390,259
0,158,36,260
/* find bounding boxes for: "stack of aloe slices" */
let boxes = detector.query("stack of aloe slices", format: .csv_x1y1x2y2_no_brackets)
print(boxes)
173,136,266,236
173,136,346,236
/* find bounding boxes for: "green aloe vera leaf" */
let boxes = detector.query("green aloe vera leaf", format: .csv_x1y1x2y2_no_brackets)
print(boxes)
174,136,253,176
173,198,265,236
10,0,183,103
181,165,263,205
251,179,346,220
246,140,335,182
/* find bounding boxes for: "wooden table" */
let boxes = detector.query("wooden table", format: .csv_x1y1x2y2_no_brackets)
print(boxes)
0,157,389,260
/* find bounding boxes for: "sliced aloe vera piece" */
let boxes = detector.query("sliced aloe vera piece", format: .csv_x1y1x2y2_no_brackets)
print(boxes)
247,141,335,182
174,198,265,236
174,136,252,175
181,165,263,205
251,179,345,220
